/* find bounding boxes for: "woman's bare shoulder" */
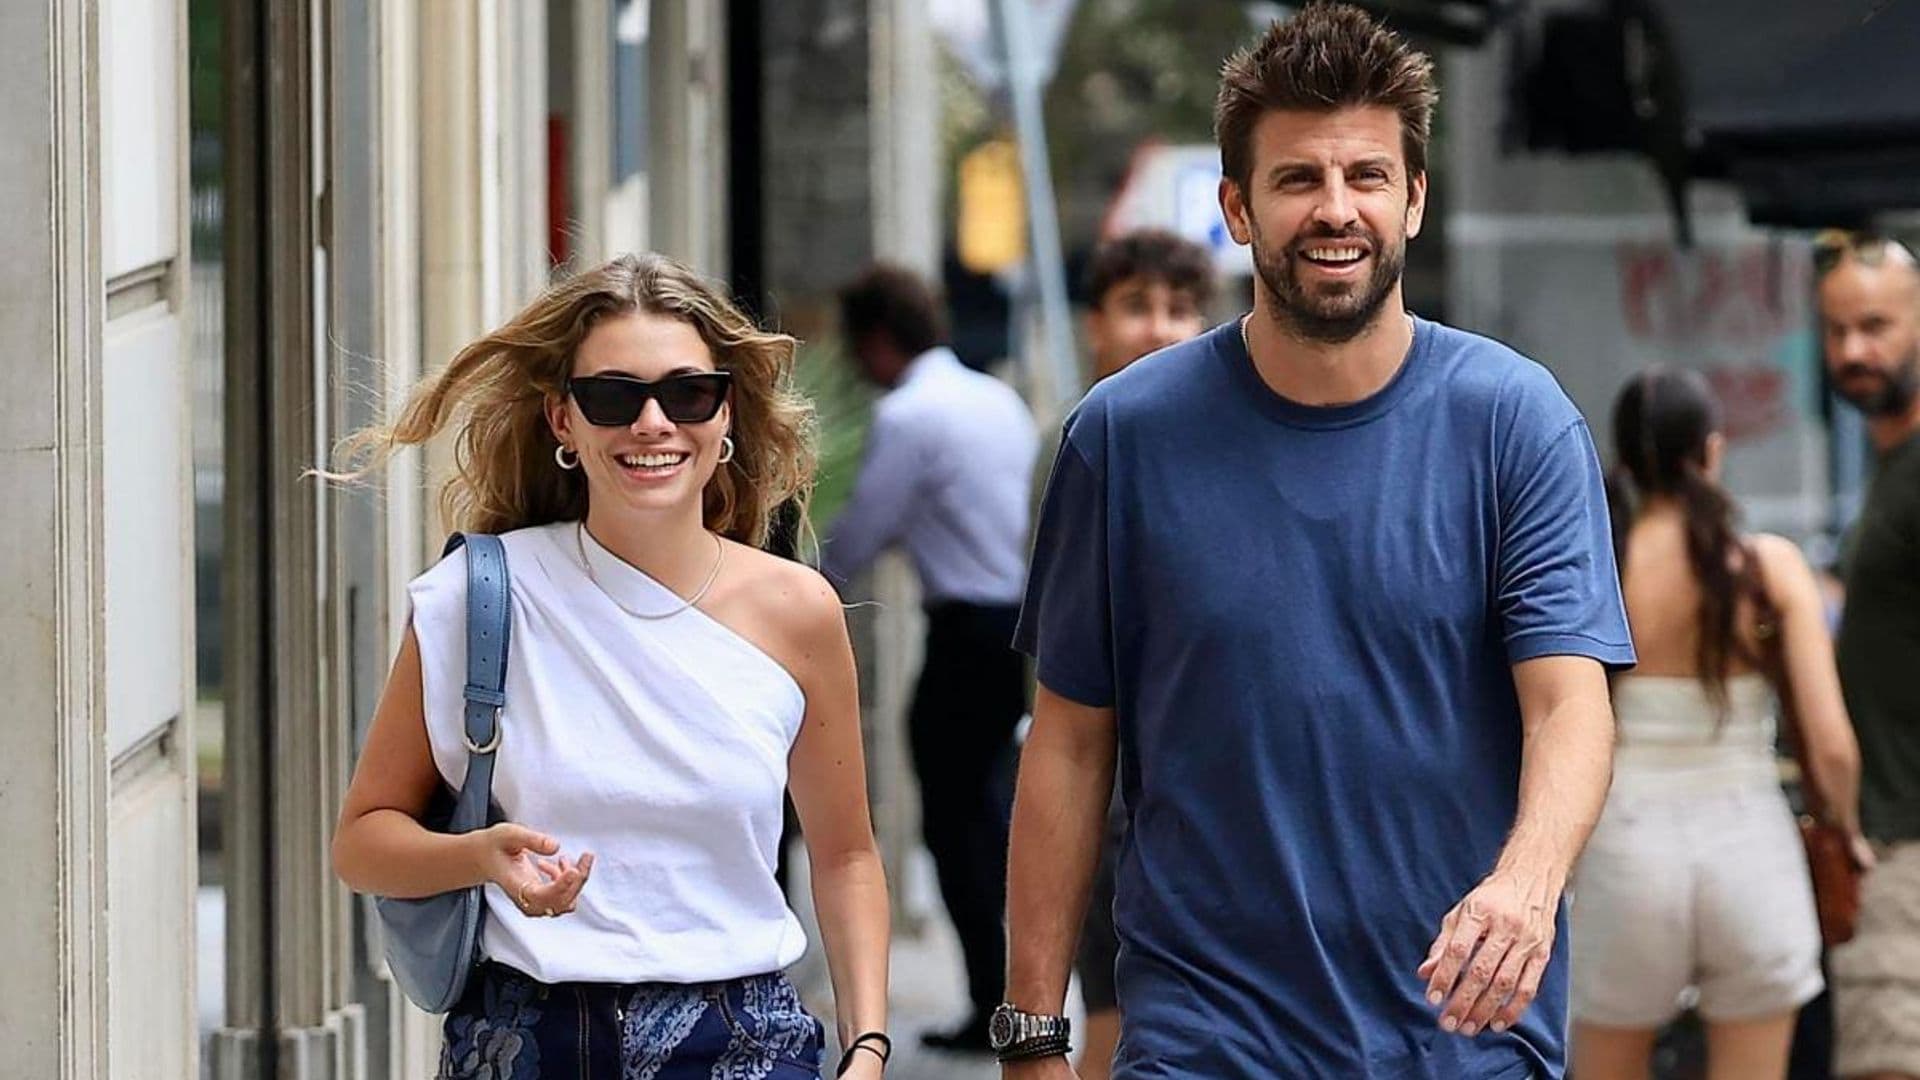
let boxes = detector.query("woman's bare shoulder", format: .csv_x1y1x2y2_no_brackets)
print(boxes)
1748,532,1819,604
716,541,849,666
1748,532,1810,570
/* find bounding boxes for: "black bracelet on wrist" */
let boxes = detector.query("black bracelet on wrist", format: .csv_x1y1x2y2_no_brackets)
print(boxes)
835,1031,891,1076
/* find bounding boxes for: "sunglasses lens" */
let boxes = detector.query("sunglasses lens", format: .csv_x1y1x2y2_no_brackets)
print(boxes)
570,379,646,426
570,373,728,426
658,375,728,423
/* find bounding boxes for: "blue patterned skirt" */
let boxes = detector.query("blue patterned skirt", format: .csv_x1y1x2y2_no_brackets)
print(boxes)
438,961,825,1079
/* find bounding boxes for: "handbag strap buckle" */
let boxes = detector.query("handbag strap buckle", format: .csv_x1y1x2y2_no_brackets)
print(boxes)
462,706,503,755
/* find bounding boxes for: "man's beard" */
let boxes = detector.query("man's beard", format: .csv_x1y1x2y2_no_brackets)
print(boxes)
1250,219,1406,345
1834,355,1920,418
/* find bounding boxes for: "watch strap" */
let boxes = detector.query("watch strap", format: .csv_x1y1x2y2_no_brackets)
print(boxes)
992,1006,1073,1063
997,1034,1072,1063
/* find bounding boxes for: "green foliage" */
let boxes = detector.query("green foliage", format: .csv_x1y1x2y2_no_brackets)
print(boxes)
792,340,876,533
936,1,1262,250
188,0,224,178
1042,0,1262,240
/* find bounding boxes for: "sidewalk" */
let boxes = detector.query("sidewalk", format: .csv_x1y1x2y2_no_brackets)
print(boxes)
789,847,1087,1080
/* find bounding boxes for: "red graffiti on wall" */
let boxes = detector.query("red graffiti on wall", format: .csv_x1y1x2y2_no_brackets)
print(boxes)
1617,244,1798,349
1704,365,1790,441
1616,243,1810,440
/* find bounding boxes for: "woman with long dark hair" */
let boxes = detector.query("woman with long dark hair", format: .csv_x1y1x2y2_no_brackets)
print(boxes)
1571,369,1868,1079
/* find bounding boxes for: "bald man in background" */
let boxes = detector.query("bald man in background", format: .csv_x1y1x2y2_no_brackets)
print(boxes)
1816,231,1920,1080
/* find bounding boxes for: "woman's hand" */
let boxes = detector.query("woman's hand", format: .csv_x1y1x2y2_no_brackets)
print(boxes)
471,823,594,917
1851,831,1878,873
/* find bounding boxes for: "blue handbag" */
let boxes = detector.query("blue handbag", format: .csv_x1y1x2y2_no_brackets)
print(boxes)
374,532,511,1013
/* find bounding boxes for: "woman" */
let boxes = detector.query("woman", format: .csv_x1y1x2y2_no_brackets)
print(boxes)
331,253,891,1079
1571,369,1868,1079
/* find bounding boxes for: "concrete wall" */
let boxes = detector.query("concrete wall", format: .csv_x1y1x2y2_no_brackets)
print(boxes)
102,0,200,1073
762,0,877,335
0,0,899,1071
0,0,109,1075
1,0,198,1074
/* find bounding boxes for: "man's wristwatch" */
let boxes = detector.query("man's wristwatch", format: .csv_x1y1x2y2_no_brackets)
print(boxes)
989,1003,1072,1062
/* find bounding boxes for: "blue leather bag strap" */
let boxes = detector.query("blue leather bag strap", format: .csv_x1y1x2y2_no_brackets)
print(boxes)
441,532,509,834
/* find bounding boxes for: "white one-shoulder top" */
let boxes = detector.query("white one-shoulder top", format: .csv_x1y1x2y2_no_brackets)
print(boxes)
407,521,809,984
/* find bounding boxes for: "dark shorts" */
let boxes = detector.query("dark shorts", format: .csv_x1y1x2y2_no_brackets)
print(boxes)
438,961,825,1079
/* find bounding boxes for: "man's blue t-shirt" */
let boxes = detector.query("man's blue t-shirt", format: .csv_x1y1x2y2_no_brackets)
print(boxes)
1014,316,1634,1079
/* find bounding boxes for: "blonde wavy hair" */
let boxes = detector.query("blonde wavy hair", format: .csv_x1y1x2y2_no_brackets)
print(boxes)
335,252,816,547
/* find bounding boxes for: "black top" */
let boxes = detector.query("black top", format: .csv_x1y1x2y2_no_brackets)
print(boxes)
1839,431,1920,842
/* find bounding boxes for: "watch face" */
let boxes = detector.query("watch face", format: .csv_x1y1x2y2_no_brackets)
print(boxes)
988,1006,1017,1050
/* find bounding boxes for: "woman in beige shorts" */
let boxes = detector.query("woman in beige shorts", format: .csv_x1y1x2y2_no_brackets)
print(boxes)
1571,369,1869,1079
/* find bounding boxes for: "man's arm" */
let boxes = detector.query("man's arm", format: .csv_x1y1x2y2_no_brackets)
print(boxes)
1419,654,1614,1037
819,410,922,589
1003,683,1119,1078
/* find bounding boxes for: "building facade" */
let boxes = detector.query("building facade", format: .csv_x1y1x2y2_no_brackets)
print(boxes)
5,1,937,1076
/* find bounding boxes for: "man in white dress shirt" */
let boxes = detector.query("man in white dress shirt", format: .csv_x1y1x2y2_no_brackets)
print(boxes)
825,263,1040,1052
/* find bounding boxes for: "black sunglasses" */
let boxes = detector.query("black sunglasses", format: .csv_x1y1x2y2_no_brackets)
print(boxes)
566,371,732,426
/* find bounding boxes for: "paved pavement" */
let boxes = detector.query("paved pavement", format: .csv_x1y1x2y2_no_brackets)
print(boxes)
787,847,1089,1080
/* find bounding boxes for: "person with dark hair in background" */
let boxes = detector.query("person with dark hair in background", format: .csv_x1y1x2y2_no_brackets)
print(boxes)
1069,228,1214,1080
1815,231,1920,1080
999,5,1632,1077
1083,229,1215,385
1571,368,1865,1080
824,263,1040,1053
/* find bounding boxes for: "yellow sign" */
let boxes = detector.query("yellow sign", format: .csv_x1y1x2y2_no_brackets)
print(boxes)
957,138,1027,274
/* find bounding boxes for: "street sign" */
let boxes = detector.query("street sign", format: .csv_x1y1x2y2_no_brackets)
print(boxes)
1102,143,1254,277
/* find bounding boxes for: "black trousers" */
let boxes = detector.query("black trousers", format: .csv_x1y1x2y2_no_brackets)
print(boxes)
909,601,1025,1014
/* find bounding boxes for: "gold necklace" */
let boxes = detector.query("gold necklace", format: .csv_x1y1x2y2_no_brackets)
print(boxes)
575,521,725,620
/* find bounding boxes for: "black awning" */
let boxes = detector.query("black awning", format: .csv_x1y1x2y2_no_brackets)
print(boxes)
1507,0,1920,229
1349,0,1505,45
1660,0,1920,153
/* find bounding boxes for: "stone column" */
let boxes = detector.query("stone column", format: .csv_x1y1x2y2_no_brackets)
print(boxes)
0,0,109,1072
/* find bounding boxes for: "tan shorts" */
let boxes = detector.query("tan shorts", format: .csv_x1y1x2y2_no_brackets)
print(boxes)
1833,841,1920,1078
1570,785,1824,1028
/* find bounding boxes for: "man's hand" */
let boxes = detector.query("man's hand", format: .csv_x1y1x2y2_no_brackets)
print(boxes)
1003,1055,1079,1080
1418,869,1558,1037
1419,654,1611,1037
1851,832,1878,872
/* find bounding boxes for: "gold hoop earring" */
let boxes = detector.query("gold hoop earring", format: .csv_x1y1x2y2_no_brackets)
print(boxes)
718,436,735,464
554,444,579,470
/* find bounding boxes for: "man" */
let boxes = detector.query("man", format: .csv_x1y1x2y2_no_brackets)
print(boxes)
1072,228,1214,1080
996,6,1632,1078
823,263,1040,1052
1816,230,1920,1080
